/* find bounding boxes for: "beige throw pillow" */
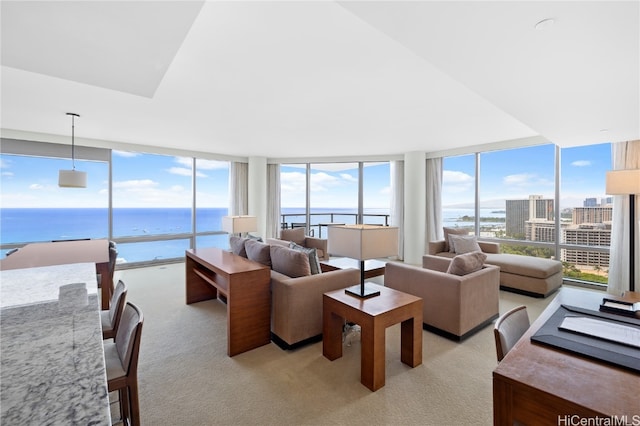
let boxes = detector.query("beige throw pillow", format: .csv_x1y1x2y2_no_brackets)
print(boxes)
449,234,482,254
443,227,469,252
446,251,487,276
270,244,311,278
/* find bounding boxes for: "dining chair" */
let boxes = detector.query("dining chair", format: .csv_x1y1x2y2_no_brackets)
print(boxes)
101,279,127,340
494,305,530,362
104,302,144,426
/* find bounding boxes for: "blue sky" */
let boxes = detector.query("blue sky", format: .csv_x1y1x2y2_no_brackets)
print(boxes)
443,142,612,209
1,143,611,210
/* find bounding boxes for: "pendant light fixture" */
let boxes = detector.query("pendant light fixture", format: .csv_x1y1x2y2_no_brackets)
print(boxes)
58,112,87,188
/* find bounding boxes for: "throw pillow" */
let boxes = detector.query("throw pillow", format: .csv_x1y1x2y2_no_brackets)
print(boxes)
244,239,271,267
279,227,306,246
229,236,248,258
270,244,311,278
443,227,469,252
446,251,487,276
449,234,482,254
289,242,321,275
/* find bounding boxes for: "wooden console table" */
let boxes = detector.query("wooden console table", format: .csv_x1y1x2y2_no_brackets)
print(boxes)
323,284,423,391
185,248,271,356
493,287,640,425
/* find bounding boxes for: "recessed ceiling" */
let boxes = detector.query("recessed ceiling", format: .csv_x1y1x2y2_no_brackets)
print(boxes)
1,1,638,159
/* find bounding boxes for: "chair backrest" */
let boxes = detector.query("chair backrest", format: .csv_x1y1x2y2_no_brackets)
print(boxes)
115,302,144,376
494,305,530,362
108,280,128,330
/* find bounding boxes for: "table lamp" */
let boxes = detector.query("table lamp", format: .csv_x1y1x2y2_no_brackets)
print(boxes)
606,169,640,291
328,224,399,298
222,215,257,237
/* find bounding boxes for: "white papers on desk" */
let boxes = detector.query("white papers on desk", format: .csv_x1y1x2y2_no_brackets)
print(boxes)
559,316,640,349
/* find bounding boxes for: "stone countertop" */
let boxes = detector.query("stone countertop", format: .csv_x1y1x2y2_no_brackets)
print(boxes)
1,263,111,425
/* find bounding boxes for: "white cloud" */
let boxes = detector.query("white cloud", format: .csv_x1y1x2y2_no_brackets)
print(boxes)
113,179,158,189
167,167,196,177
571,160,591,167
2,171,14,177
195,159,228,170
0,158,11,169
339,173,358,183
29,183,44,190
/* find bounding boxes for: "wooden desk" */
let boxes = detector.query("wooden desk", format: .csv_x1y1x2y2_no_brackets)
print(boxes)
1,263,110,424
320,258,386,279
0,239,111,310
185,247,271,356
493,287,640,425
323,284,423,391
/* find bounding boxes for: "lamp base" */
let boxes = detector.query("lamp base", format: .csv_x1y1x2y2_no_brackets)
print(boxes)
345,283,380,299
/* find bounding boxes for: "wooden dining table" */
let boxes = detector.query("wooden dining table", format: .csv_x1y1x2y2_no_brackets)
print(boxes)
0,239,112,309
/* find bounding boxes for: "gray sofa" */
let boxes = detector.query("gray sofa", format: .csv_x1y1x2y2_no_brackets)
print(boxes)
428,240,563,298
233,236,359,349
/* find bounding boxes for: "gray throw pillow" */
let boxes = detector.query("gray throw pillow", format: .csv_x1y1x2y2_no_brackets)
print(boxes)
229,236,248,257
449,234,481,254
279,227,306,245
244,239,271,267
446,251,487,276
443,227,469,252
289,242,321,275
269,244,311,278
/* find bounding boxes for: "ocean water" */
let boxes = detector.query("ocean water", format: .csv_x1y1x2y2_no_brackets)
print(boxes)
0,207,500,262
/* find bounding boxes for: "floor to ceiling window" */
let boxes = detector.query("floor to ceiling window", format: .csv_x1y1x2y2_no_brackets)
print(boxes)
1,139,232,265
442,154,476,236
441,142,613,286
279,161,391,238
194,158,230,249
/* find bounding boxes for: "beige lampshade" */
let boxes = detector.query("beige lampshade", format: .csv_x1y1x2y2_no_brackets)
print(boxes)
58,169,87,188
222,215,257,234
605,169,640,195
328,224,398,260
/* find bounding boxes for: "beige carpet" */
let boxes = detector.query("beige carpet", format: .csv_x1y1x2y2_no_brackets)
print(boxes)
114,263,561,426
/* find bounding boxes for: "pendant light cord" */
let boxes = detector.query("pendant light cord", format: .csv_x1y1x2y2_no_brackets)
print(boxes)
67,112,80,170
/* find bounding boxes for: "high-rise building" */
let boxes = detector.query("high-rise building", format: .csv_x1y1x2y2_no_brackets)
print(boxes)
583,198,598,207
505,195,554,239
573,207,613,225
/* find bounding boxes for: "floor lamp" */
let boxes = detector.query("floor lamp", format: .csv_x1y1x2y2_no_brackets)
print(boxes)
606,169,640,292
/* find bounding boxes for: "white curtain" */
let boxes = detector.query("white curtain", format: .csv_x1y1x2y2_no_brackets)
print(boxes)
426,157,443,246
607,140,640,295
266,164,281,239
229,162,248,216
390,160,404,260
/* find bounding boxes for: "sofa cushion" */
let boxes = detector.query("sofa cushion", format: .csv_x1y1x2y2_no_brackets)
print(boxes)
444,227,469,252
229,236,248,258
289,242,321,275
280,227,306,246
270,244,311,278
447,251,487,276
484,253,562,279
244,239,271,267
450,234,481,254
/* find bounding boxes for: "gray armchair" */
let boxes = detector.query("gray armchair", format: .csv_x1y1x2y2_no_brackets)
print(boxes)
384,255,500,340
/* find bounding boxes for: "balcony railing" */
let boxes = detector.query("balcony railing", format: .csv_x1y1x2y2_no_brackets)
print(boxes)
280,212,391,238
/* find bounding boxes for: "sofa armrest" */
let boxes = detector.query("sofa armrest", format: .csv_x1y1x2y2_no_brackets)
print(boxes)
479,241,500,254
304,237,328,260
428,240,447,255
271,268,359,345
422,255,451,272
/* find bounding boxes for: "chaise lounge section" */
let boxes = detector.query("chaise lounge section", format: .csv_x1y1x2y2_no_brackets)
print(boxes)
428,237,562,298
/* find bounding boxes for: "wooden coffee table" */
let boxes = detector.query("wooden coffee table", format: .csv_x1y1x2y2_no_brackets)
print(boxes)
319,257,386,279
322,284,423,391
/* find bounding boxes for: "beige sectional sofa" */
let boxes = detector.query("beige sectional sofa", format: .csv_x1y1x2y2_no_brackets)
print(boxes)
428,239,563,298
385,255,500,340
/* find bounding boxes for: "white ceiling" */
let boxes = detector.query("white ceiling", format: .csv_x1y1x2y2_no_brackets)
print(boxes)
1,1,638,159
